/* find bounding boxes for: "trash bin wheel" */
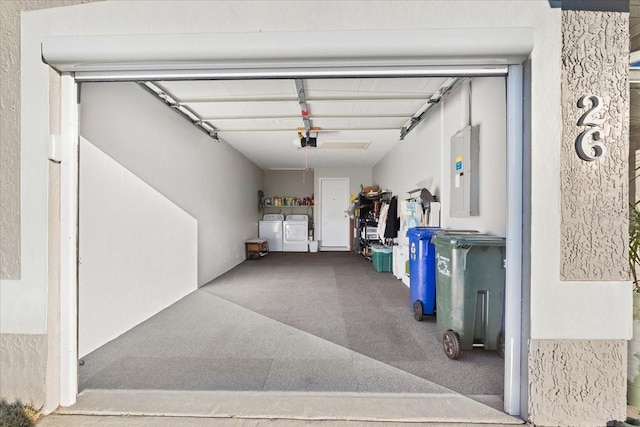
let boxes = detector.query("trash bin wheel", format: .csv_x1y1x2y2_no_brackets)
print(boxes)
498,332,505,359
413,301,424,321
443,330,461,360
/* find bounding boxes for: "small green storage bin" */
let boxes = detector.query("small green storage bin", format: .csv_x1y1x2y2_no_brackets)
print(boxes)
371,245,393,272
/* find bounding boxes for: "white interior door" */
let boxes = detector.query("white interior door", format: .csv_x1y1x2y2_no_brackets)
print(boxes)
320,178,349,250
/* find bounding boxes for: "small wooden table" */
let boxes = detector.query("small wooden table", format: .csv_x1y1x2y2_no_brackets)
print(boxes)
245,238,269,260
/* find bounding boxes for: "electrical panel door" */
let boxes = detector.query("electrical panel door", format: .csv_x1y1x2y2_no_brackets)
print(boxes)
450,125,479,217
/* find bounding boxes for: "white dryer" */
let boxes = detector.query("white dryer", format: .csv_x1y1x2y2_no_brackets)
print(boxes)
259,214,284,252
283,214,309,252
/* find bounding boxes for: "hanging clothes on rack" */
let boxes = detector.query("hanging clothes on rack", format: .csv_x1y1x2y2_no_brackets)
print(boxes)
377,202,389,241
384,196,399,239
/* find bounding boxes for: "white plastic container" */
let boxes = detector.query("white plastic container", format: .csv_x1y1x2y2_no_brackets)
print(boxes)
309,241,319,252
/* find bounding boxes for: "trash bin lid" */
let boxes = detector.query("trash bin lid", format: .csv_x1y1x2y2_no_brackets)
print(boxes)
371,244,392,253
432,231,505,248
406,226,444,239
428,230,478,244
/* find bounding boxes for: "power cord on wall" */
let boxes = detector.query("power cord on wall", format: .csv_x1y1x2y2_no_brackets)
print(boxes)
468,79,473,127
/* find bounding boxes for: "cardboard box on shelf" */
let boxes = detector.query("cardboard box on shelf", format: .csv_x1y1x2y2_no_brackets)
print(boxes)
362,185,379,194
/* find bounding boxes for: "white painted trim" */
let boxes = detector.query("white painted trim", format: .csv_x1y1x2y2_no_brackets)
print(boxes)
72,66,509,82
59,74,78,406
504,65,524,417
41,29,533,73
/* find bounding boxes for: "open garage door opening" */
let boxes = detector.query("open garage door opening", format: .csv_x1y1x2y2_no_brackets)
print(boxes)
74,72,519,417
41,23,528,421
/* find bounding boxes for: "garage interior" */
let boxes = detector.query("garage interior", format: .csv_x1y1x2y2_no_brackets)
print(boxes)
78,254,503,397
76,75,508,407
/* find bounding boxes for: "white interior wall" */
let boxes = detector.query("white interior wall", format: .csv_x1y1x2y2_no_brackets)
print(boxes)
263,170,315,225
374,78,507,236
78,138,197,357
441,78,507,235
372,101,443,205
264,170,314,199
80,82,263,286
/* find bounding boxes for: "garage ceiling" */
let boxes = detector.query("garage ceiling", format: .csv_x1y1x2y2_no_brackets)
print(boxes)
143,77,455,170
131,5,640,169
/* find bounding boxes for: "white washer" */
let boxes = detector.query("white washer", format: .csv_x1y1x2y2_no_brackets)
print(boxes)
259,214,284,252
283,214,309,252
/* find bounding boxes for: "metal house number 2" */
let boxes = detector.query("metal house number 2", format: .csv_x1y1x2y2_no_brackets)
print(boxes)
575,94,606,161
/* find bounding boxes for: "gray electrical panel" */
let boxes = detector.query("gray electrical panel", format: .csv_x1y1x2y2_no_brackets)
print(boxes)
450,125,479,217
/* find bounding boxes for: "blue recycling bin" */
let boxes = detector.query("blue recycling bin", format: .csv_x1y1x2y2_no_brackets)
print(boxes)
407,227,443,321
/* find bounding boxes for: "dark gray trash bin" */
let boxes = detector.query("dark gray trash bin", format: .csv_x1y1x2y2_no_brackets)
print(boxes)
432,232,506,359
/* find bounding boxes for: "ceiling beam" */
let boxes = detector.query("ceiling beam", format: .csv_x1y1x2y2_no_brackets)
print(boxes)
201,114,413,121
216,127,400,133
180,94,433,104
295,79,311,131
181,96,298,103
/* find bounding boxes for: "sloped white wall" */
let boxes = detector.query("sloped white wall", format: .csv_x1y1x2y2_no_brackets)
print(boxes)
80,82,263,285
373,77,507,236
78,138,197,357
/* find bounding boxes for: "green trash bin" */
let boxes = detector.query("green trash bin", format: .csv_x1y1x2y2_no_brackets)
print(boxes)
371,244,393,272
431,231,506,359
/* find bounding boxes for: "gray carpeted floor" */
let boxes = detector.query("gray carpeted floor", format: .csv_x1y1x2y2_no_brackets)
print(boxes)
79,252,503,396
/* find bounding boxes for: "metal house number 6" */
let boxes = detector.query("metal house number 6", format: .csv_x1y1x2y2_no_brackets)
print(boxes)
575,94,606,161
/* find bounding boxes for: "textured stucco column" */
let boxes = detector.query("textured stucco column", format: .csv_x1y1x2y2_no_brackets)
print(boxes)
527,5,630,427
529,340,626,426
559,9,629,280
0,0,25,279
0,335,48,405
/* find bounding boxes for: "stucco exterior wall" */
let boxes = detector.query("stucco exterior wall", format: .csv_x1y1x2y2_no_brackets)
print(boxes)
0,0,97,279
0,334,47,405
0,0,97,410
1,1,633,423
0,0,24,280
528,8,631,424
560,10,630,281
528,339,626,426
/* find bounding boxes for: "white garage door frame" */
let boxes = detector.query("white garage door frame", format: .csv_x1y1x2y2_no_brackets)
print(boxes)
51,29,528,416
